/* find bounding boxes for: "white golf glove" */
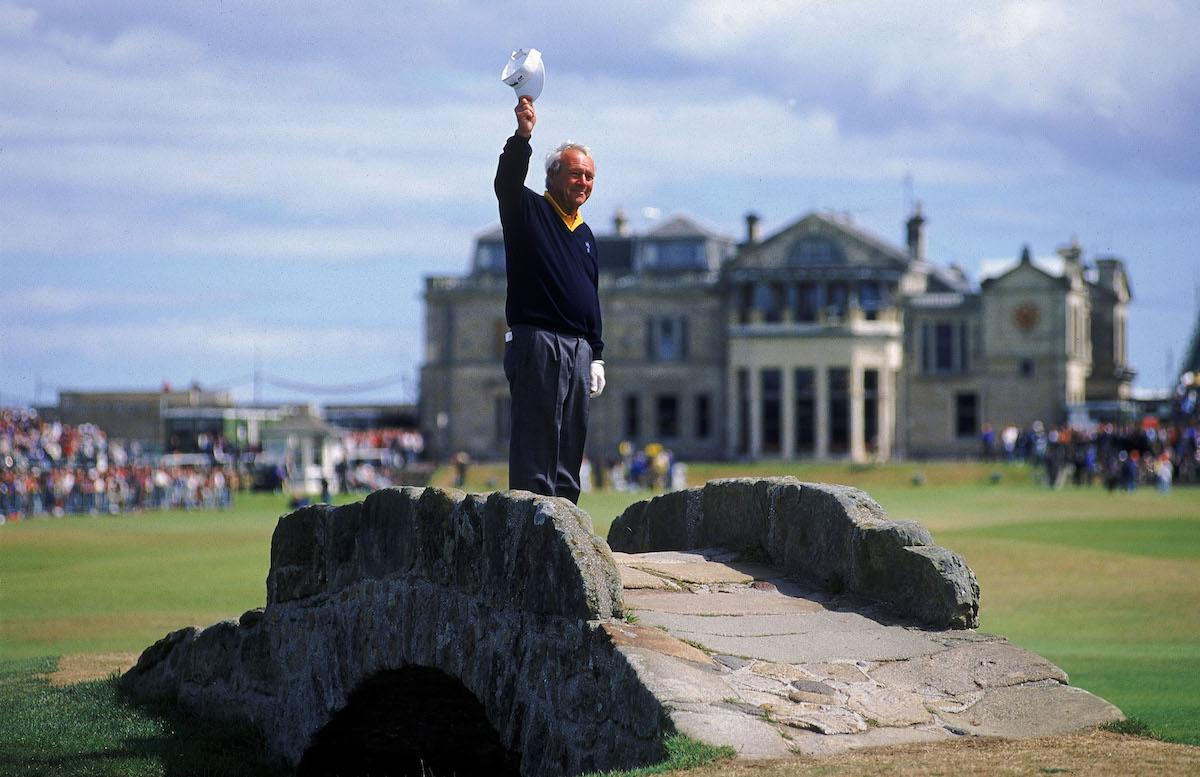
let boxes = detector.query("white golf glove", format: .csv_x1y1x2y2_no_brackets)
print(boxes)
589,360,606,398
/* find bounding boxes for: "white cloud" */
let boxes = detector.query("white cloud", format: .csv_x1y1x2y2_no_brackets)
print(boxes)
7,286,171,316
3,317,409,364
656,0,1198,130
0,2,35,37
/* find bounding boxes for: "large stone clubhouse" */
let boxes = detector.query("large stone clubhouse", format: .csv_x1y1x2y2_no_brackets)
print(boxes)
420,205,1133,464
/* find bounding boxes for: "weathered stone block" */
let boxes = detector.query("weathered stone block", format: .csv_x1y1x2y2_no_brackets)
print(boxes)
642,489,703,550
267,506,329,603
701,478,775,553
607,499,647,552
359,486,424,579
118,625,199,704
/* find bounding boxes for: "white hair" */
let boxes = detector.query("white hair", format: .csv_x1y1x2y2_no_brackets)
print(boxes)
544,141,592,187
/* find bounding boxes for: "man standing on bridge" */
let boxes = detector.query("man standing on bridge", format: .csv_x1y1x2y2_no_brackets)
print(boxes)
495,95,605,504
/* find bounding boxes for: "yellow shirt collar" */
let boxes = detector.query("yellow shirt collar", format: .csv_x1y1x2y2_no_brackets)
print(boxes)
544,191,584,232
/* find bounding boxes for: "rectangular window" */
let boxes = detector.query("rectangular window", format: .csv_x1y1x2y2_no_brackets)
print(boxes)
921,322,933,373
863,369,879,453
656,394,679,439
767,284,786,323
828,368,850,455
935,322,954,371
695,394,711,439
737,368,750,455
739,284,754,324
793,282,819,322
753,283,784,323
955,393,978,438
859,281,882,321
624,394,640,440
648,316,687,362
761,369,782,455
922,321,970,374
793,368,815,455
826,282,848,320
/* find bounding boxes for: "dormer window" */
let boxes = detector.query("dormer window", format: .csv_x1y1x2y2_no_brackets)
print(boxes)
475,242,506,272
641,239,707,270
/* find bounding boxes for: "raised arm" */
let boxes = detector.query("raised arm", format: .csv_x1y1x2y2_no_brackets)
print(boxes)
495,96,536,204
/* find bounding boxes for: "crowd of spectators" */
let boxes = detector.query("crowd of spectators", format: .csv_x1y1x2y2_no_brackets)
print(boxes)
334,428,425,492
1,408,237,522
980,374,1200,491
592,441,688,493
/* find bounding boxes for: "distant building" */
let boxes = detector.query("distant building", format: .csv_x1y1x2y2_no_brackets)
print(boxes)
421,206,1134,463
41,384,238,451
38,384,305,455
322,402,418,431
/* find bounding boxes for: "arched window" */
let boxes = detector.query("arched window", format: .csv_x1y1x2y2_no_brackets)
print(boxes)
788,238,844,265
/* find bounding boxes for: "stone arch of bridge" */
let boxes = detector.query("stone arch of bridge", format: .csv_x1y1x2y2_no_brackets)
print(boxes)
296,664,522,777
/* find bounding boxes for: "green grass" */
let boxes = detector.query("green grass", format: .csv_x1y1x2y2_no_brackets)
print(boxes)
0,656,285,776
1,463,1197,775
581,734,735,776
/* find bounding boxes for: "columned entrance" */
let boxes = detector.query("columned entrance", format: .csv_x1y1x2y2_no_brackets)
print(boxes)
727,335,901,462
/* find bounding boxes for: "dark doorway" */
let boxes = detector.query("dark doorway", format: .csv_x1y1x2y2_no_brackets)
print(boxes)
297,666,521,777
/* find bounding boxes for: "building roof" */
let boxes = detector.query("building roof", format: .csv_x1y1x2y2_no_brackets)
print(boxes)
646,214,730,241
595,235,635,273
731,211,912,273
907,291,978,309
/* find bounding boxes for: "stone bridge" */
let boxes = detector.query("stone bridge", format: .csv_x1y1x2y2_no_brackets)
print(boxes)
120,479,1121,776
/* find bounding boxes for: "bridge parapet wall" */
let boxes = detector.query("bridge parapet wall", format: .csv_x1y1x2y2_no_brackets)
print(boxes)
607,478,980,629
267,487,623,618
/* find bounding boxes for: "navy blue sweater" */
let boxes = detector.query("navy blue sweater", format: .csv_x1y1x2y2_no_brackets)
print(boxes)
494,134,603,360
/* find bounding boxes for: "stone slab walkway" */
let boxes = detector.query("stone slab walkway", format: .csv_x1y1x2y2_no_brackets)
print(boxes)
608,549,1123,760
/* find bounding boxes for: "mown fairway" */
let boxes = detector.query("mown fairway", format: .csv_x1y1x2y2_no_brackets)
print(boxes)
2,461,1197,756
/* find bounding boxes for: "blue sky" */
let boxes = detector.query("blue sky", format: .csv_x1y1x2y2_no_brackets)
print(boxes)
3,1,1198,407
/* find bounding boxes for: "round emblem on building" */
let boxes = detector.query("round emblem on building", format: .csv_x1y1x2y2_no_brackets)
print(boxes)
1013,303,1039,332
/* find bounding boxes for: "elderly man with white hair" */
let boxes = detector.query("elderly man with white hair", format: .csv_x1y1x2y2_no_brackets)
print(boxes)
494,95,605,504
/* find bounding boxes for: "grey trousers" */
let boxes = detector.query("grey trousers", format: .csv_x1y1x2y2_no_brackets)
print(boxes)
504,325,591,504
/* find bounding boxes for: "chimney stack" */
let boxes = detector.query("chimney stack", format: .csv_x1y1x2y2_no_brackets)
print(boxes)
744,212,761,245
905,201,926,262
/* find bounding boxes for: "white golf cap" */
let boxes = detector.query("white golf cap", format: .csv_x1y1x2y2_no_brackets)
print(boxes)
501,48,545,101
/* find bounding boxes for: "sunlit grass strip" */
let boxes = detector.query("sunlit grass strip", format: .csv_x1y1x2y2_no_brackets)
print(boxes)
580,733,737,777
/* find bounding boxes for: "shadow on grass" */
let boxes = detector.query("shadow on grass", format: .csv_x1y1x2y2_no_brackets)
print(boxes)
0,657,285,777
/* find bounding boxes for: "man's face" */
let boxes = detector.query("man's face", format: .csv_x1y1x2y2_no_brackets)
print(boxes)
548,149,595,214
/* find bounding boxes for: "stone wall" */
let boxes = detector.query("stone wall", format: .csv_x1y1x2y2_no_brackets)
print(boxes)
120,487,665,777
607,478,979,629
